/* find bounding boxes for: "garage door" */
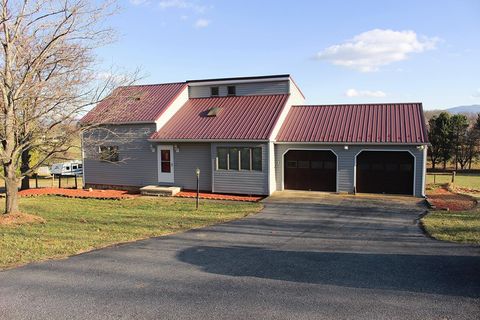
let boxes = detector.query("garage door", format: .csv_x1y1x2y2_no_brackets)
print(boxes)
356,151,414,195
284,150,336,192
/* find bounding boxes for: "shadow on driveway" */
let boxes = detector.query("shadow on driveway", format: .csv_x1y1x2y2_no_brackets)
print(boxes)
177,245,480,298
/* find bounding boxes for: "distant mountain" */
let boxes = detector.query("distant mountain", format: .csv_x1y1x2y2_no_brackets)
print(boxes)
446,105,480,114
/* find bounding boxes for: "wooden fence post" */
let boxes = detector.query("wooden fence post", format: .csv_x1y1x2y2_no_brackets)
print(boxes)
58,175,61,188
451,171,456,184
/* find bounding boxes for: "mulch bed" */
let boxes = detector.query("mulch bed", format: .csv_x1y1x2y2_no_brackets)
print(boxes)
175,191,263,202
427,187,477,211
17,188,136,200
12,188,262,202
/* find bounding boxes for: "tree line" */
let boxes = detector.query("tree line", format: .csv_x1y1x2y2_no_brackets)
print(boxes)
428,112,480,170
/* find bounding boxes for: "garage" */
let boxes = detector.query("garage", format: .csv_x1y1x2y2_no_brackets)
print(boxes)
356,151,414,195
284,150,336,192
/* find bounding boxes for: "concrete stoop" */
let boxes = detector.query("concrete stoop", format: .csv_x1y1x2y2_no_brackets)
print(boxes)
140,185,181,197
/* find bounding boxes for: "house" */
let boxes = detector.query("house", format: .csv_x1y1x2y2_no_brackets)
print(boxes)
80,74,429,197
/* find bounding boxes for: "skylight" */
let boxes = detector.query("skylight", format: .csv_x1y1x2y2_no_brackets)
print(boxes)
207,107,221,117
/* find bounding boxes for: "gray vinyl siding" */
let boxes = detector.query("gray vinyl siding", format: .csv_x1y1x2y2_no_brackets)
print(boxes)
274,144,426,197
189,81,289,98
172,143,212,191
82,124,157,187
212,143,269,195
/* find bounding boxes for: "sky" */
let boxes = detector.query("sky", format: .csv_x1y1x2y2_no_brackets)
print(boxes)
95,0,480,110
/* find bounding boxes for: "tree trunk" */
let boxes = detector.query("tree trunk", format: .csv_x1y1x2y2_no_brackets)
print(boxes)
20,148,31,190
3,167,20,215
431,161,436,170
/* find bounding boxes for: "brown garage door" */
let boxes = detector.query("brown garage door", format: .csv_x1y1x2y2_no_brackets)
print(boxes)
284,150,336,192
356,151,414,195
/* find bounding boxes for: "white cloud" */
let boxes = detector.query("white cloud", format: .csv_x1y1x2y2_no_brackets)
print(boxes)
345,89,387,98
473,89,480,98
316,29,440,72
159,0,208,13
194,18,210,28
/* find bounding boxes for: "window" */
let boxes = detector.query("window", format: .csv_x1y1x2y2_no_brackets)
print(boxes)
65,166,70,171
78,164,83,168
227,85,236,96
324,161,335,169
217,147,228,170
252,147,262,171
311,161,323,169
240,148,250,170
210,86,219,96
229,148,239,170
298,160,309,169
286,161,297,168
216,147,262,171
99,146,119,162
72,165,77,170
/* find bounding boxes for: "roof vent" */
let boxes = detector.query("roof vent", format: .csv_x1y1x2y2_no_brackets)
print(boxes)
207,107,222,117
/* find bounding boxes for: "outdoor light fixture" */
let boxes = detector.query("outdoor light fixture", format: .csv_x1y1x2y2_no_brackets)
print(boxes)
150,144,156,152
195,168,201,210
174,145,180,152
417,145,425,151
344,145,349,150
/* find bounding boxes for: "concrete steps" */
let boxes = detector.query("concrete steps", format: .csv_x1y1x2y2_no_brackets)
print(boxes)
140,185,181,197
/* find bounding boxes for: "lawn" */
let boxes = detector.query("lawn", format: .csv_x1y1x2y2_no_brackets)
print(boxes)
422,210,480,244
0,196,262,269
426,173,480,190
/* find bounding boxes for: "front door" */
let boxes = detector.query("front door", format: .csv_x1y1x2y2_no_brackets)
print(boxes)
157,145,174,183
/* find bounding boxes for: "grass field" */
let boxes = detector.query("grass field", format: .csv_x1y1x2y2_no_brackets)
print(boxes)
0,196,262,269
422,210,480,244
426,173,480,190
0,176,82,190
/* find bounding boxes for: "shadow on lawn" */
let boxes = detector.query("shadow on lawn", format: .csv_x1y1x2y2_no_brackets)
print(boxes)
177,245,480,298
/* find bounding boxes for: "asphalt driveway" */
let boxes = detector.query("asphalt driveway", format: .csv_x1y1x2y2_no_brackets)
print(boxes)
1,192,479,320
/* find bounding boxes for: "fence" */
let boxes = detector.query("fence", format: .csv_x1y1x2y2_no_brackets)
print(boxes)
29,174,83,189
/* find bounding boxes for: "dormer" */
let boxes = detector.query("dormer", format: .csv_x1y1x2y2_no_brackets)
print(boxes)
186,74,303,99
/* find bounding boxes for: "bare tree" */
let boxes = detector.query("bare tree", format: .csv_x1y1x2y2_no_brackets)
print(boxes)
0,0,137,215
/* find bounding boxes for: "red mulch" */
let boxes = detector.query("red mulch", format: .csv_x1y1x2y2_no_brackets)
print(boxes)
175,191,263,202
427,187,477,211
18,188,136,200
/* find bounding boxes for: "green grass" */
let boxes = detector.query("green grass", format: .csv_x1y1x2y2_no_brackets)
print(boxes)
0,196,262,269
422,210,480,244
426,173,480,190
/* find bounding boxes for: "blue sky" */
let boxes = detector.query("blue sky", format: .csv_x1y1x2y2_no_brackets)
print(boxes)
96,0,480,110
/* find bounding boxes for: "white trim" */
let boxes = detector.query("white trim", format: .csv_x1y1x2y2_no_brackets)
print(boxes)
187,77,290,87
274,141,430,146
268,78,306,141
422,146,427,197
353,149,416,196
267,141,276,195
155,86,189,131
80,133,86,188
148,139,269,143
280,148,339,192
157,145,175,183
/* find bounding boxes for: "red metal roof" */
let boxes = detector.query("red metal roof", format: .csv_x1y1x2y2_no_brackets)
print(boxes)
80,82,186,124
150,94,289,140
276,103,428,143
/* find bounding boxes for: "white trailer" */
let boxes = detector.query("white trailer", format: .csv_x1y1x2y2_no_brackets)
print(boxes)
50,160,83,176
